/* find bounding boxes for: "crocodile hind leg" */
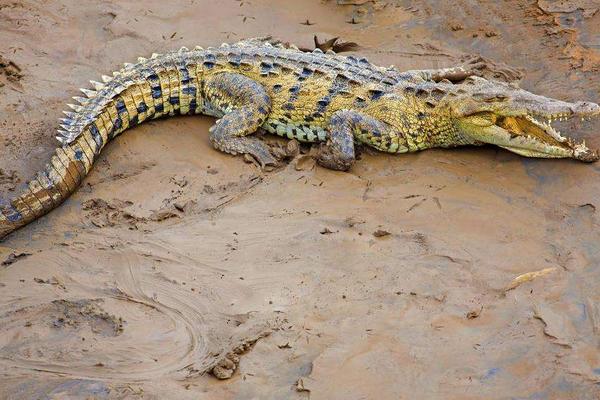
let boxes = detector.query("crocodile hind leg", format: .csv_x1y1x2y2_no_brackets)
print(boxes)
205,72,276,167
407,56,522,83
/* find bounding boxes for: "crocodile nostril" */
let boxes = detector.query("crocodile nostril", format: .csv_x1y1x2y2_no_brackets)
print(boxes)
572,101,600,115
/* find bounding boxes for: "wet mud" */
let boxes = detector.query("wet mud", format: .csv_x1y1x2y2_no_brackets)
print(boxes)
1,0,600,398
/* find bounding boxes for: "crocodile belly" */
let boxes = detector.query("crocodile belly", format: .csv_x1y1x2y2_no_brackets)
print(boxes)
262,119,327,143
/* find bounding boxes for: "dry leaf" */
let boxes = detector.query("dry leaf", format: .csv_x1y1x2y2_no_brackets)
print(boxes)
311,35,360,53
504,267,557,292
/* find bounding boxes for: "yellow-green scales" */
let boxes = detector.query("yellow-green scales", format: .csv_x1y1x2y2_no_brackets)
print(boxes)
1,38,598,239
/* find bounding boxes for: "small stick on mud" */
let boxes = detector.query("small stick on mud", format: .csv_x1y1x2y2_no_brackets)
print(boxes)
504,267,557,292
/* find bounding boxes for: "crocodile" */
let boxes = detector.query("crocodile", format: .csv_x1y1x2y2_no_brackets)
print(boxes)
1,37,599,240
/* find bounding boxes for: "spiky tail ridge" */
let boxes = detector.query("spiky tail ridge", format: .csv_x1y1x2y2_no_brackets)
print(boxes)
0,38,305,239
0,44,211,240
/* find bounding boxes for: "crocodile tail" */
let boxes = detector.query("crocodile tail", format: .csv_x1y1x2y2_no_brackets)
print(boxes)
0,47,206,240
0,133,95,240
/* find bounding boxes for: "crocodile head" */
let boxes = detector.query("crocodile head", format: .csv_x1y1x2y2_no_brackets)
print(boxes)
446,76,599,161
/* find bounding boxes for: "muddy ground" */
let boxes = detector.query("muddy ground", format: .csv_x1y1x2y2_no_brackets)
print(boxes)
1,0,600,399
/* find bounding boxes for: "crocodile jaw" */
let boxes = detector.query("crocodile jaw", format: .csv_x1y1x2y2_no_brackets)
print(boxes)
438,75,599,161
455,105,599,162
499,115,599,161
456,114,599,162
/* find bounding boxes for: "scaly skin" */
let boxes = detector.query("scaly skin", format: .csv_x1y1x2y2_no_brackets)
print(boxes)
1,38,599,240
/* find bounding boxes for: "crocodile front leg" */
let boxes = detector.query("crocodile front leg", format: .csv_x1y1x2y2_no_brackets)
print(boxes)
205,72,277,167
318,110,398,171
316,110,357,171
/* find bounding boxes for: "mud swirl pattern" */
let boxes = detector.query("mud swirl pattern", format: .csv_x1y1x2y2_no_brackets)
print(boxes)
0,245,271,381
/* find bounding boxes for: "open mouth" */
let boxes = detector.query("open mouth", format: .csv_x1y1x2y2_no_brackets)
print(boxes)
494,113,599,162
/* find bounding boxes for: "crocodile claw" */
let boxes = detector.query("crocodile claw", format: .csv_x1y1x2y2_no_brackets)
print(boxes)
246,146,278,169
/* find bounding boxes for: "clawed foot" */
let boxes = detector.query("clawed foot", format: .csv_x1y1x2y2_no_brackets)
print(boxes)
244,143,278,169
459,55,523,83
459,56,490,75
316,142,354,171
210,125,278,170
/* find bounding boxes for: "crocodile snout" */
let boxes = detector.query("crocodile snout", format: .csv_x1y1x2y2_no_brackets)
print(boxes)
571,101,600,116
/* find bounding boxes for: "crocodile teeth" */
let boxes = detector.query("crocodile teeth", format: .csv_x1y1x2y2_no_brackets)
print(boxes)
151,53,161,59
62,111,76,118
220,43,229,48
112,71,121,77
526,114,566,142
179,46,189,52
58,118,70,124
80,88,97,98
72,96,87,104
59,123,71,130
66,103,82,112
56,136,66,144
137,57,147,63
264,42,273,47
101,75,112,83
289,44,299,50
123,62,135,69
194,46,204,50
90,80,104,90
313,48,323,54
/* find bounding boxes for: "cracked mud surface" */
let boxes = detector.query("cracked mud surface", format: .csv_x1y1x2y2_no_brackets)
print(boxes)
1,0,600,399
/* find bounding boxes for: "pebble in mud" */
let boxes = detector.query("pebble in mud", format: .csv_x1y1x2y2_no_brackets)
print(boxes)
211,353,240,380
